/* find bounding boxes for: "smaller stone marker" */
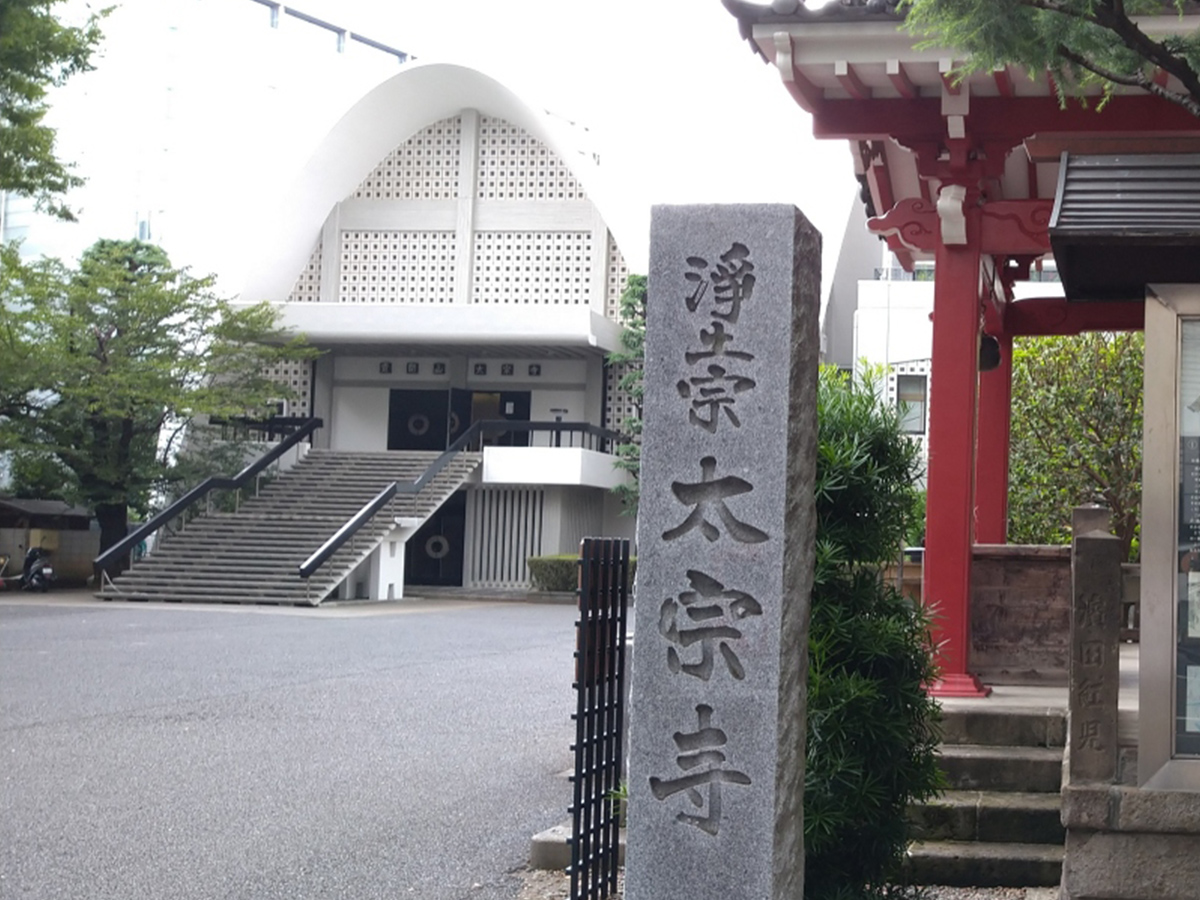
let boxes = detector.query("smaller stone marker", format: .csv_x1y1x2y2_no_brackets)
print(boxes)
1069,510,1123,783
625,205,820,900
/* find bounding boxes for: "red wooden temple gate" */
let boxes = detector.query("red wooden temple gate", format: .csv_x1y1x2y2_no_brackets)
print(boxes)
725,0,1200,695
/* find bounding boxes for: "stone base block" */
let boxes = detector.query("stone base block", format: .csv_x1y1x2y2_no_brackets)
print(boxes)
1061,829,1200,900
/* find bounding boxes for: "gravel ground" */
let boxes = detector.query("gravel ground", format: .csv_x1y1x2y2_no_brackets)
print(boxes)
514,868,1058,900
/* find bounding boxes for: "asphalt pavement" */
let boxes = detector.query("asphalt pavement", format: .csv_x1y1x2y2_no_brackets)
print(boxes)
0,594,579,900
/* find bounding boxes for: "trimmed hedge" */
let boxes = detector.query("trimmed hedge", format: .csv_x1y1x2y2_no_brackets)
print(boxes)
527,555,578,592
527,553,637,592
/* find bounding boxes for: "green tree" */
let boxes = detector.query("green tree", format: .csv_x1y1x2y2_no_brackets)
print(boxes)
1008,331,1143,560
805,366,943,900
903,0,1200,117
606,273,646,515
0,0,108,218
0,239,316,567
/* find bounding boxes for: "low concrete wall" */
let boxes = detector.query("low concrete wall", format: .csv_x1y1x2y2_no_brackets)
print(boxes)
0,526,100,587
887,545,1139,685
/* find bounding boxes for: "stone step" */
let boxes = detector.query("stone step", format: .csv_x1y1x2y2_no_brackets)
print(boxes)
151,527,390,545
938,745,1063,793
104,449,480,605
98,590,328,606
110,574,324,588
98,579,330,596
909,790,1064,845
940,706,1067,748
905,840,1063,888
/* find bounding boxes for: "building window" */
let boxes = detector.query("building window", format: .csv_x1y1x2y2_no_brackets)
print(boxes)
897,374,927,434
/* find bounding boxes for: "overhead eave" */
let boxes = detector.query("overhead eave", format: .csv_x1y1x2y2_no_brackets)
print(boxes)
1050,153,1200,301
724,0,1200,113
258,302,624,358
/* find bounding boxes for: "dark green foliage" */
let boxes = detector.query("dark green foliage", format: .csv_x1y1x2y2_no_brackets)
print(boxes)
805,367,943,900
607,274,646,515
5,447,73,500
903,0,1200,118
1008,332,1143,560
0,0,109,218
527,554,578,592
0,239,317,563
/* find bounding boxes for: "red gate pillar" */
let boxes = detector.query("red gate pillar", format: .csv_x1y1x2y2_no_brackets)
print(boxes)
924,189,991,697
975,333,1013,545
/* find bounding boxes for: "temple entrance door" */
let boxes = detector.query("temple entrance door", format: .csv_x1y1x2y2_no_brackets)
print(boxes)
449,388,472,446
470,391,530,447
404,492,466,586
387,390,450,451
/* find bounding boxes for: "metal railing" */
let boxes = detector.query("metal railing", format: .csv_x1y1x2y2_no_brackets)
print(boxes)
460,419,625,453
296,420,627,589
569,537,630,900
298,483,399,583
94,417,322,577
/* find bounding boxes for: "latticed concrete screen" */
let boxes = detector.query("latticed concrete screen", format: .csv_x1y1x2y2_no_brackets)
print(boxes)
476,116,586,201
286,242,322,304
353,116,463,201
259,359,312,418
605,236,630,321
471,231,592,305
340,230,457,304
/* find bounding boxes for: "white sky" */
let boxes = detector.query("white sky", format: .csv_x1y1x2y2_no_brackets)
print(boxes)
30,0,859,295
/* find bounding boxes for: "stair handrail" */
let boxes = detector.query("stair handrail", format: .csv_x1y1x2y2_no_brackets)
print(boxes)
299,483,398,579
295,419,627,583
95,417,323,573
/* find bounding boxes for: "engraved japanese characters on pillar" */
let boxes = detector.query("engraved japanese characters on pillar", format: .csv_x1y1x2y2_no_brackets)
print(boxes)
1069,522,1122,783
626,206,820,900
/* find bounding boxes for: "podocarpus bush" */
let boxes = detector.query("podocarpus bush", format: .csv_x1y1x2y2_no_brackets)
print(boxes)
804,366,944,900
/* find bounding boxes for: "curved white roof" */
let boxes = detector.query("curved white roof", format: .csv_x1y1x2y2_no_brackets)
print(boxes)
243,62,636,301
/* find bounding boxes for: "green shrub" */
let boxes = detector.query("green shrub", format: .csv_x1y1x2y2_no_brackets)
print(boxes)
804,366,944,900
527,554,578,592
526,553,638,592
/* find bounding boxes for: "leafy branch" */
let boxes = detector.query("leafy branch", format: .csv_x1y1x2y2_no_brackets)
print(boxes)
904,0,1200,117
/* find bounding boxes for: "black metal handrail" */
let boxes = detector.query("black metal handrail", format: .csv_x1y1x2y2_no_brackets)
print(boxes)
296,419,628,583
298,483,398,579
94,417,323,572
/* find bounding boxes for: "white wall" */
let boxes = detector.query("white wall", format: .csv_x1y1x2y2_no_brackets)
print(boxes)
529,388,587,446
331,386,390,451
601,491,637,547
541,486,604,556
530,389,587,421
853,280,935,366
482,447,630,489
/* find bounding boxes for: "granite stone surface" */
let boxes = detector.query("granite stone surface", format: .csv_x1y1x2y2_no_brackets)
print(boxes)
1068,532,1122,784
1062,829,1200,900
625,205,820,900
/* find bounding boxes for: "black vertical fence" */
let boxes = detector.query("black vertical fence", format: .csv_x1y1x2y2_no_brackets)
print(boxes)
569,537,630,900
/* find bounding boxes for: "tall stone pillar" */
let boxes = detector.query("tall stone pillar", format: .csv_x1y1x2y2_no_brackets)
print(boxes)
625,204,819,899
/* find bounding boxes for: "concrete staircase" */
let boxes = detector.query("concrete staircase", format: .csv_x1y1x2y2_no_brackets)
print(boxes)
906,705,1067,887
97,449,481,606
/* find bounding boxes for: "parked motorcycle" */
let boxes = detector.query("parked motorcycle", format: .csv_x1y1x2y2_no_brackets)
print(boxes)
20,547,54,592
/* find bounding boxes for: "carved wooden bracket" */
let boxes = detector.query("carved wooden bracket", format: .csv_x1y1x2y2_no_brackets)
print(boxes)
980,200,1053,255
866,197,938,253
868,197,1053,256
